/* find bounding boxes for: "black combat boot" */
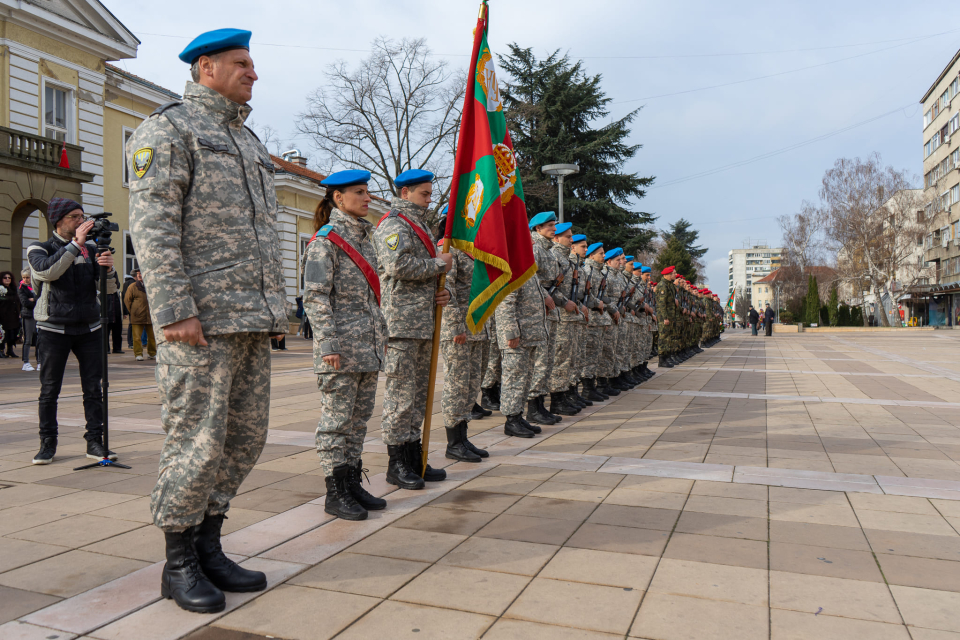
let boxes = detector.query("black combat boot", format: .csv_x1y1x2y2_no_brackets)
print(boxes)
642,363,655,379
611,374,631,391
161,528,226,614
549,391,578,416
470,403,492,420
347,460,387,511
195,514,268,592
582,378,606,402
386,444,425,490
504,414,535,438
538,395,561,423
591,378,610,400
572,384,593,407
659,354,674,368
324,465,368,521
407,440,446,482
446,420,482,462
32,437,57,465
526,398,554,425
480,386,500,412
567,389,586,410
599,377,620,396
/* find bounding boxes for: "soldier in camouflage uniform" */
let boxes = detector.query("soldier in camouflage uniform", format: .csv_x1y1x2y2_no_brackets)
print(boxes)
656,267,679,367
602,249,633,392
620,260,641,386
638,265,656,379
580,242,611,400
373,169,453,489
480,315,501,411
303,170,389,521
495,251,548,438
440,241,490,463
127,31,287,613
568,234,594,398
549,224,592,413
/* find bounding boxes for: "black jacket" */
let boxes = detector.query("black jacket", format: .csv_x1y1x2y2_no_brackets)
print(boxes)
18,282,36,320
748,309,759,325
764,308,775,323
26,232,117,332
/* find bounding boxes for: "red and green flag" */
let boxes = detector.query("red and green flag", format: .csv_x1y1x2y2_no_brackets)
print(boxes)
443,0,537,334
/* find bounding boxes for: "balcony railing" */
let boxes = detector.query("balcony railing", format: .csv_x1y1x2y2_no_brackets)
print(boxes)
0,126,85,176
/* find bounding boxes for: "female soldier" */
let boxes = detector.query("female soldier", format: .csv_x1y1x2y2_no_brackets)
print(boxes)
303,170,387,521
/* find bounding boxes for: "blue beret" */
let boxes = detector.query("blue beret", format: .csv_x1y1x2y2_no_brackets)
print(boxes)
625,255,635,261
179,29,252,64
555,222,573,234
586,242,604,257
528,211,557,229
440,204,448,215
641,266,651,273
394,169,434,188
320,169,370,188
604,247,624,261
632,262,643,269
571,234,587,243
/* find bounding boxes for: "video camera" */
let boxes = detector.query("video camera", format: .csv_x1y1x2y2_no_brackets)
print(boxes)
87,212,119,252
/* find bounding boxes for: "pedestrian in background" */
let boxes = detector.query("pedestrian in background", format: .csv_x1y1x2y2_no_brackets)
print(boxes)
108,272,124,354
0,271,20,358
123,269,155,360
748,305,759,336
121,274,135,348
764,303,774,337
18,269,39,371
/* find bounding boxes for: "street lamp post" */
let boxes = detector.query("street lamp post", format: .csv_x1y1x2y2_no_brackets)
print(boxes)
541,164,580,223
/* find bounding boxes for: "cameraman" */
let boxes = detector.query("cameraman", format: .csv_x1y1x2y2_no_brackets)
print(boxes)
26,197,118,465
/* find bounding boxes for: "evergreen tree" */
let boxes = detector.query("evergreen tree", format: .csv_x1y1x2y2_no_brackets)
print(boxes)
827,286,839,326
662,218,706,261
850,306,864,326
837,303,851,326
805,276,821,325
655,236,696,284
499,45,656,254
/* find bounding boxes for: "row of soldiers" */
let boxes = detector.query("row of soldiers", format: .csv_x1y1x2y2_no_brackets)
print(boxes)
654,266,725,367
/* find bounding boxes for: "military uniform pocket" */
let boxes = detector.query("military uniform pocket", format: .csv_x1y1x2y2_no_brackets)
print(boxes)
157,341,212,367
383,340,410,378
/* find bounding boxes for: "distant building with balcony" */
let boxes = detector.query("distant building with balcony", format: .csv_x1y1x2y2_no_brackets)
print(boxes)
727,242,782,305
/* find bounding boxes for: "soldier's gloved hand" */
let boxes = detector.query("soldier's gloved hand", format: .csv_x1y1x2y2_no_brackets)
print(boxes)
564,300,577,313
454,333,467,345
545,296,556,311
163,316,208,347
435,288,451,307
439,253,453,273
323,354,341,370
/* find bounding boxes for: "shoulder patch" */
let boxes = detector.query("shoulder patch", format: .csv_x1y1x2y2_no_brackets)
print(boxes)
132,147,154,179
388,209,399,218
385,233,400,251
150,101,182,117
318,225,333,238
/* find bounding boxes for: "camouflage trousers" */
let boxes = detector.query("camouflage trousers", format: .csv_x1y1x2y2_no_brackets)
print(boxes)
441,340,483,427
528,320,557,399
600,323,620,378
617,321,632,374
381,337,431,446
640,325,653,363
500,345,537,416
151,333,271,532
549,321,578,393
569,322,585,386
581,324,603,380
482,333,501,389
316,371,377,476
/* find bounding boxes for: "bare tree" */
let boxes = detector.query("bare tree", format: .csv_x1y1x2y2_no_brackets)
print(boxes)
248,122,283,156
820,154,923,326
778,201,825,276
734,288,749,326
297,37,466,210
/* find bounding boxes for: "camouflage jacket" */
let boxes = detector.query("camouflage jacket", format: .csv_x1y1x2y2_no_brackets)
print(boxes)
532,231,564,322
604,266,628,323
302,209,386,373
582,259,612,327
495,271,547,347
656,278,677,321
551,243,587,324
126,82,288,337
629,274,647,326
373,198,448,340
621,271,639,325
441,247,488,342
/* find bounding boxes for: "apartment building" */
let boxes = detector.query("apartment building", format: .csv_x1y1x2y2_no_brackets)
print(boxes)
727,243,782,304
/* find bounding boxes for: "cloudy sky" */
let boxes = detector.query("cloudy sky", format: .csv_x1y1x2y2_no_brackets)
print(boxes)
109,0,960,296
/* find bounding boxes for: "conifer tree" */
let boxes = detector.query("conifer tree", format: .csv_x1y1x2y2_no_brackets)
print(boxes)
499,45,656,254
827,286,839,326
805,276,821,325
655,236,696,284
662,218,707,261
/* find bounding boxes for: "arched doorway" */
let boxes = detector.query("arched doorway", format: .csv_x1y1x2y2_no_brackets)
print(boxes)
8,199,50,277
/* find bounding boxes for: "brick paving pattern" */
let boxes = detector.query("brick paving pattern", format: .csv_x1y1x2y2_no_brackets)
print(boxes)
2,330,960,639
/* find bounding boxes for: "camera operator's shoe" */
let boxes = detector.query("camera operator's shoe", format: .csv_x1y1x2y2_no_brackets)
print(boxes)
161,528,225,613
136,355,143,361
32,437,57,465
86,440,117,461
22,362,35,371
195,514,268,591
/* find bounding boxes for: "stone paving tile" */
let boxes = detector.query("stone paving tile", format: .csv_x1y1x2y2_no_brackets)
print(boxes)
334,600,493,640
769,571,902,622
391,564,531,616
505,577,643,635
631,593,768,640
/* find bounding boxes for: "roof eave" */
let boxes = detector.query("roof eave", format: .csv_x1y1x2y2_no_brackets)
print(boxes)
921,48,960,105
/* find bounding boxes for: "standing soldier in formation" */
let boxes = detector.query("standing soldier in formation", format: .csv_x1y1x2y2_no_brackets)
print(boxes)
621,259,642,386
128,29,289,613
638,265,656,379
373,169,453,489
548,222,590,417
302,170,387,522
439,225,490,463
479,315,501,411
582,242,614,399
656,266,679,368
565,234,593,401
495,238,548,438
601,248,632,392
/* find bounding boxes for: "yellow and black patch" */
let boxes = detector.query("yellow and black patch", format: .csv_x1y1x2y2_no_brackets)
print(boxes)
385,233,399,250
132,147,154,179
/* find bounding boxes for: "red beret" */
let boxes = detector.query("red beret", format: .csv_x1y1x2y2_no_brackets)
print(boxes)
661,266,675,275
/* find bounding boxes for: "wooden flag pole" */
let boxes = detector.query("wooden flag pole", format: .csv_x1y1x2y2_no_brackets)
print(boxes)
420,236,451,475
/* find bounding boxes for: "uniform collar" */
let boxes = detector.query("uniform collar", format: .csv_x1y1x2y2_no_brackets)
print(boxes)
532,231,552,249
553,243,571,258
391,197,428,226
330,208,371,242
183,82,252,127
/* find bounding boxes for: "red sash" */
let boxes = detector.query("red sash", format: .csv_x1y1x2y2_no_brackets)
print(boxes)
377,211,437,258
310,229,381,306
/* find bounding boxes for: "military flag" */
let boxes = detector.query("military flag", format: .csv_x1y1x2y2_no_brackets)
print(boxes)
442,0,537,333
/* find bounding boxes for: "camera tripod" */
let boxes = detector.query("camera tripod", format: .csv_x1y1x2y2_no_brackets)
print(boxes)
75,217,130,471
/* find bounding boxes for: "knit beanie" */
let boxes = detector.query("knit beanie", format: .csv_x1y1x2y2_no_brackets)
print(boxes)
47,197,83,227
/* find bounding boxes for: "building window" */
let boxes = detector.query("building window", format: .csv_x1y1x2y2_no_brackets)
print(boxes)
124,231,139,278
42,80,73,143
122,127,135,186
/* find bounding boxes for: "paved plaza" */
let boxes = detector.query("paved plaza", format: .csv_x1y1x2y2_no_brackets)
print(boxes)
2,330,960,639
